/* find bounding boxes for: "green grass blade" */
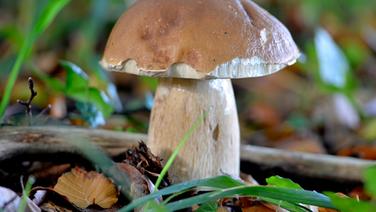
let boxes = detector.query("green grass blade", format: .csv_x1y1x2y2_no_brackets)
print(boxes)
120,175,244,212
165,186,334,211
0,38,32,120
17,177,35,212
325,192,376,212
32,0,70,39
0,0,70,120
154,112,207,189
260,197,311,212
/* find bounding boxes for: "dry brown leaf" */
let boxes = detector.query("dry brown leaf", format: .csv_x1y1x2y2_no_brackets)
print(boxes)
53,167,118,209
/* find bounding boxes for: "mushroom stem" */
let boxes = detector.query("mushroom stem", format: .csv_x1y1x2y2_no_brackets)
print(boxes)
148,78,240,183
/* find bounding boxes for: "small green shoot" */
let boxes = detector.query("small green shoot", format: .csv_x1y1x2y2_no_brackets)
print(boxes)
154,112,207,189
33,61,113,127
17,176,35,212
0,0,70,121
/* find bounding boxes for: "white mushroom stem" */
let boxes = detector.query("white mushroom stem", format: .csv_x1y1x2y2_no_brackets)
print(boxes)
148,78,240,183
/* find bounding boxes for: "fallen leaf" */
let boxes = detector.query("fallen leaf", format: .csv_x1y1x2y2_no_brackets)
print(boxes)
338,146,376,160
53,167,118,209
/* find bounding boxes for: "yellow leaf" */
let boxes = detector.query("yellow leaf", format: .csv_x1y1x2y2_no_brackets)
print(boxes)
54,167,118,209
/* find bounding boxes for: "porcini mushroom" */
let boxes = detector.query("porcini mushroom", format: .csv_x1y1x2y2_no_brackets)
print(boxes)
102,0,299,183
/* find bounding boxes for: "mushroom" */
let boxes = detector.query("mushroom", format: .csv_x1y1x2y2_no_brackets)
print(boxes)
101,0,299,183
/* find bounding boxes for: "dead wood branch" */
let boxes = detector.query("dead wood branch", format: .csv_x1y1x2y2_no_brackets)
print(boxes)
0,126,374,182
0,126,147,160
240,145,375,182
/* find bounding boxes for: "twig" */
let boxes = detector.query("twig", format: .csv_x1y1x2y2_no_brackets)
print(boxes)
17,77,37,124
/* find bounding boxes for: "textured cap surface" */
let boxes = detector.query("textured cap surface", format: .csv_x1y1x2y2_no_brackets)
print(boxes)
102,0,300,79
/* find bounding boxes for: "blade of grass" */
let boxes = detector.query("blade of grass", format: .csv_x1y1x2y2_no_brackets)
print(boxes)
165,186,334,211
325,192,376,212
162,189,190,204
17,176,35,212
260,197,311,212
154,111,207,189
120,175,244,212
0,0,70,120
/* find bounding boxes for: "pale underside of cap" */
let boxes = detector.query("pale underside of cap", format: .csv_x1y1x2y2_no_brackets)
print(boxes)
102,0,300,79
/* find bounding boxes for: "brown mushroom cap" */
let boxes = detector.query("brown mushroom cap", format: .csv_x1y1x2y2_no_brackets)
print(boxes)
102,0,300,79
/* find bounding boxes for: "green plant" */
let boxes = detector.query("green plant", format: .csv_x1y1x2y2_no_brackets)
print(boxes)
308,28,364,119
0,0,70,121
17,176,35,212
121,175,334,212
34,61,113,127
325,166,376,212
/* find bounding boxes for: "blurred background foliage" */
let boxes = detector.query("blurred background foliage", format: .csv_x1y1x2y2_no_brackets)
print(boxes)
1,0,376,158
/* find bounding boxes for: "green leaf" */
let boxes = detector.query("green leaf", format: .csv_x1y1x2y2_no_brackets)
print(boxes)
34,62,113,120
196,201,218,212
59,61,113,118
364,166,376,197
120,175,244,212
60,60,89,93
32,67,65,92
266,176,303,190
325,192,376,212
166,186,334,211
260,197,310,212
142,201,169,212
75,101,105,127
87,88,113,117
62,62,112,117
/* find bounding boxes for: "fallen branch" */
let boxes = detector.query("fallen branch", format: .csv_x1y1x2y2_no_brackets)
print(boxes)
0,126,147,159
240,145,374,182
0,126,374,182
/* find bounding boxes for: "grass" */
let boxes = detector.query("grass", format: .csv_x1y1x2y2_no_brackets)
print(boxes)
17,176,35,212
0,0,70,121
